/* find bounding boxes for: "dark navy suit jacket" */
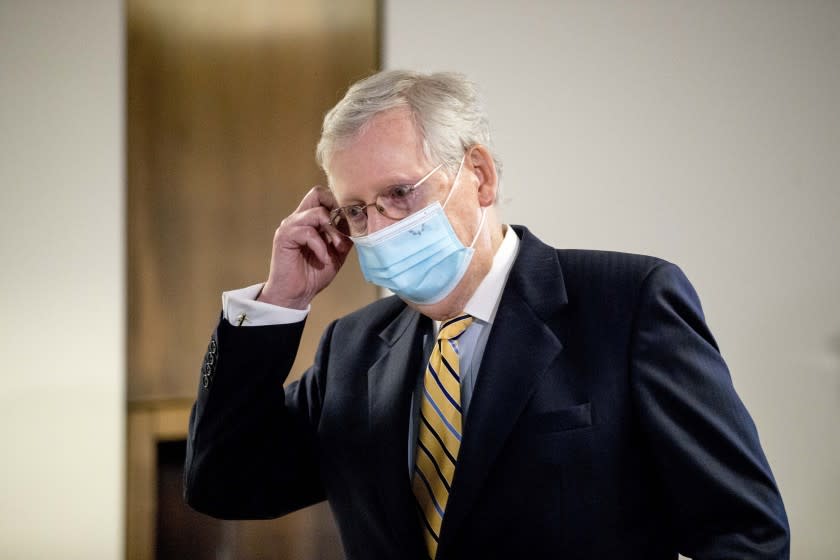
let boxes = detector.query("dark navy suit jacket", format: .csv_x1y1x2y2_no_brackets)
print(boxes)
185,225,789,559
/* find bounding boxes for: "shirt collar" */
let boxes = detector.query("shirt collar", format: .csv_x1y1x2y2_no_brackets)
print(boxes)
462,224,520,325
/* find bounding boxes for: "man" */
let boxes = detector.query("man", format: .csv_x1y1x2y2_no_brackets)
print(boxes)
184,70,789,559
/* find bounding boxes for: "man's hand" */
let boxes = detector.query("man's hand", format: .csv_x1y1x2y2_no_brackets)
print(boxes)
258,186,353,309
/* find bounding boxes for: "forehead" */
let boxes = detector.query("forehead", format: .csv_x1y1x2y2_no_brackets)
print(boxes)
327,107,433,202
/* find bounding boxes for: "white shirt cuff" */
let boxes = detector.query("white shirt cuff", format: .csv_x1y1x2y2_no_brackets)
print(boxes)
222,283,310,326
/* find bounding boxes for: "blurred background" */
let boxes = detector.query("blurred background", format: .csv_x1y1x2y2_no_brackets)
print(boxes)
1,0,837,558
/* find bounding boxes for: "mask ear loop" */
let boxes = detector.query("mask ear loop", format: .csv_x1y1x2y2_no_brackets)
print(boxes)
469,207,487,248
442,153,486,249
442,155,467,209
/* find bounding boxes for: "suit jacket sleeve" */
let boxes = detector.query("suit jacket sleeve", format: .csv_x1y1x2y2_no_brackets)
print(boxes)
630,262,790,558
183,315,333,519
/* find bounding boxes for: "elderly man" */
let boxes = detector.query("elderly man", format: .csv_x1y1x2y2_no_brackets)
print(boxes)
184,70,789,559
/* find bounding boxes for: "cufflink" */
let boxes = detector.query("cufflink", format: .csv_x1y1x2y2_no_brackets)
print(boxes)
236,313,247,326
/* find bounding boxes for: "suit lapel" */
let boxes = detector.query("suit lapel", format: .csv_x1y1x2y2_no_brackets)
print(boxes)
437,226,569,556
367,304,429,556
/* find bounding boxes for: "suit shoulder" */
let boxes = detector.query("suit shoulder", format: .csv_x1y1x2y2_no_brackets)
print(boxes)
551,249,693,311
555,248,675,284
332,294,406,332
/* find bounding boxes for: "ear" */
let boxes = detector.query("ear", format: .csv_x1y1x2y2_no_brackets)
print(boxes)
466,144,499,208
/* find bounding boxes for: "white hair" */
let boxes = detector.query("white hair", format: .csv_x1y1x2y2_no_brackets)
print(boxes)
316,70,502,180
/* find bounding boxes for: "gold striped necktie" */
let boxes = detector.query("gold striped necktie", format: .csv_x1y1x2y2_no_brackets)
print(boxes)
412,313,474,559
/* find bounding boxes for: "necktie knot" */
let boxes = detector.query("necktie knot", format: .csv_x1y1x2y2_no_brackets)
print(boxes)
438,314,473,342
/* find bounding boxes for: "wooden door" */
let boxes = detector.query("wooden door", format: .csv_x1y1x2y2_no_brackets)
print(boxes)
126,1,378,557
127,0,378,401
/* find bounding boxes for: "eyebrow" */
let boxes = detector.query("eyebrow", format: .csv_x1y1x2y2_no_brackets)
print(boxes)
334,182,408,206
336,173,436,206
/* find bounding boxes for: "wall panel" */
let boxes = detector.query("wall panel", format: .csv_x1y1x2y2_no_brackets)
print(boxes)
126,2,378,557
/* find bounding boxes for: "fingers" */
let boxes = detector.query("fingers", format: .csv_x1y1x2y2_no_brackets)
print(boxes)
320,221,352,250
295,185,339,213
277,207,351,266
299,225,332,264
283,186,352,261
286,204,331,232
261,186,351,308
299,226,352,266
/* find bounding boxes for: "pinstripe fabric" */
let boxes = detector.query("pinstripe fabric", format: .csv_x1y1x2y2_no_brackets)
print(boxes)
412,314,473,559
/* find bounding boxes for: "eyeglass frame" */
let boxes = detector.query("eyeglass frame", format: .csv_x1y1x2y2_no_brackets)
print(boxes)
328,162,445,237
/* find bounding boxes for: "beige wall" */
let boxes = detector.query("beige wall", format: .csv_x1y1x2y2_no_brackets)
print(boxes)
385,1,839,557
0,1,124,558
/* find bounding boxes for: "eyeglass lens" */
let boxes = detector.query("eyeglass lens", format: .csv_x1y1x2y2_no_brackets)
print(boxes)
332,184,429,236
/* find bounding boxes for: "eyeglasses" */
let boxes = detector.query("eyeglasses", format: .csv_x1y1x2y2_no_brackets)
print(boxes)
328,163,444,237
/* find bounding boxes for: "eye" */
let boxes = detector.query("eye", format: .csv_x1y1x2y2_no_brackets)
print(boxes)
386,184,415,201
344,205,367,220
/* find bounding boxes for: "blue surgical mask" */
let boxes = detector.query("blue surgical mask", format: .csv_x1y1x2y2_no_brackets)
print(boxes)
351,157,486,305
